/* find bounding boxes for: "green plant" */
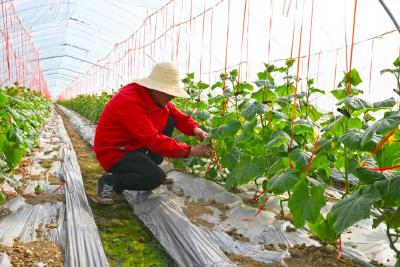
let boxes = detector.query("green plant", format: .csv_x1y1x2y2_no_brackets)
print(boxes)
58,91,114,123
0,192,6,204
34,184,43,194
174,57,400,264
61,56,400,264
40,161,52,169
0,85,51,175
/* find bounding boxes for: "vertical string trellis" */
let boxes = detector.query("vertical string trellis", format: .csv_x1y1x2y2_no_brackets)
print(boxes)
57,0,398,102
0,0,49,97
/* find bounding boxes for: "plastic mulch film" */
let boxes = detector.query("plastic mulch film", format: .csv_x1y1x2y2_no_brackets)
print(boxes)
59,105,394,266
57,105,96,146
0,253,11,266
124,191,237,266
0,111,108,267
57,110,108,267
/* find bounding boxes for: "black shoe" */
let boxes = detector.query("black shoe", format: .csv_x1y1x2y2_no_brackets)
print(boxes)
97,175,114,205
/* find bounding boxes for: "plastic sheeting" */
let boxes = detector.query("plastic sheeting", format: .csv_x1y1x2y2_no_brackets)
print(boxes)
0,253,11,267
11,0,161,98
0,111,108,267
57,104,96,146
124,191,237,266
59,105,396,266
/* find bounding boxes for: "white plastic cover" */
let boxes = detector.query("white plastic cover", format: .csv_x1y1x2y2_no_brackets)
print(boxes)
0,111,108,267
11,0,164,98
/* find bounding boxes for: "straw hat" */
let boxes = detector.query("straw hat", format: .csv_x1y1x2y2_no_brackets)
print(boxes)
134,62,190,98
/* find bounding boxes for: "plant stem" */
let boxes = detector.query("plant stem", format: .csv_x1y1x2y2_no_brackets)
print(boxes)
259,114,266,135
280,199,285,215
344,145,349,194
386,224,400,257
344,118,350,194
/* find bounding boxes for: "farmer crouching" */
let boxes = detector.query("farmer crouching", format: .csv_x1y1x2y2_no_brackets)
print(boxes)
93,62,211,205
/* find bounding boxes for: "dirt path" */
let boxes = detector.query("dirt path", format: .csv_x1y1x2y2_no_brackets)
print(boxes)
57,108,175,267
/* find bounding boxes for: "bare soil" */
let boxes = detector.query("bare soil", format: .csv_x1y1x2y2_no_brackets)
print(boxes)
24,193,64,205
226,252,271,267
0,238,64,267
243,197,259,208
226,227,250,242
0,208,11,219
182,202,214,228
275,211,293,222
262,244,364,267
206,199,229,221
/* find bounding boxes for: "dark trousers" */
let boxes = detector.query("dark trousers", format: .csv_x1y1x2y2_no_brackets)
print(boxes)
106,116,174,193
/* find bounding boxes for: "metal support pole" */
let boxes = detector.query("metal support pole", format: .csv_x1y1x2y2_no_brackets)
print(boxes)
378,0,400,34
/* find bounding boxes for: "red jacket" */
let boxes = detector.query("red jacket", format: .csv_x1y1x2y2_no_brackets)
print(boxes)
93,83,198,171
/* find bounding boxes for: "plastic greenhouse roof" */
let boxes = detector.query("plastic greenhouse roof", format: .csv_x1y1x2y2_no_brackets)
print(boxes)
6,0,400,103
12,0,166,97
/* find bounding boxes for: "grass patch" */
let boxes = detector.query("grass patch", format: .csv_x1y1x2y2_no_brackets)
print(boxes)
57,107,175,267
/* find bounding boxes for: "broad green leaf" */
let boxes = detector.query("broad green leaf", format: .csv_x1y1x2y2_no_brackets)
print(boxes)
0,193,6,204
211,120,241,138
347,117,363,129
301,104,323,122
354,166,387,184
309,215,338,242
197,100,208,110
394,57,400,67
269,110,288,120
322,116,345,136
251,88,263,102
315,138,335,155
375,141,400,169
276,85,295,96
308,87,325,95
293,120,314,136
211,81,224,90
3,143,27,169
286,58,295,68
340,69,363,87
288,180,326,227
331,89,348,101
374,176,400,206
372,97,396,109
233,158,266,185
373,210,400,230
331,87,363,100
289,149,311,171
338,129,362,150
236,82,254,92
361,113,400,146
395,258,400,267
267,157,290,176
219,147,241,169
0,92,8,107
327,185,380,234
192,110,209,121
225,173,237,189
337,96,371,110
197,81,209,89
267,169,299,194
265,131,291,149
241,101,267,119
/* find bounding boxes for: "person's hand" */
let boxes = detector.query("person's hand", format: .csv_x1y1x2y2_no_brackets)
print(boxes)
189,145,212,157
193,127,208,141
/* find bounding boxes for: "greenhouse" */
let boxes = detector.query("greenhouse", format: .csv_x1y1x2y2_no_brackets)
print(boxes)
0,0,400,266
